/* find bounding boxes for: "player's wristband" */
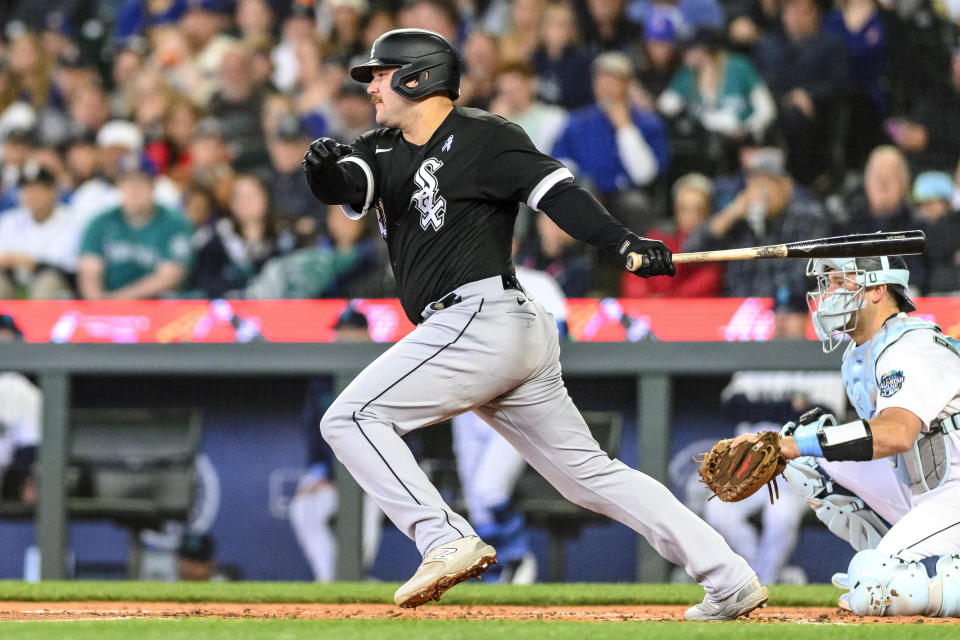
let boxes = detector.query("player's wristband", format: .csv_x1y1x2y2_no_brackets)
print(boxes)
793,422,823,457
818,419,874,462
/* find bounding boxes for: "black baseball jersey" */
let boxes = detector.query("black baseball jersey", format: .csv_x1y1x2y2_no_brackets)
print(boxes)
338,107,573,324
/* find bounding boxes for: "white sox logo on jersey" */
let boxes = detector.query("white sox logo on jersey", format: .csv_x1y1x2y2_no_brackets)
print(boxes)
411,157,446,231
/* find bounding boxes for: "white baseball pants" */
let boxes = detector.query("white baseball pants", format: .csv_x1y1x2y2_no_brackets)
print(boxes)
320,276,755,598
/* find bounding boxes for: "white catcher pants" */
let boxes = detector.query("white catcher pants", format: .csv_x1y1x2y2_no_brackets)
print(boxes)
821,459,960,560
320,276,755,598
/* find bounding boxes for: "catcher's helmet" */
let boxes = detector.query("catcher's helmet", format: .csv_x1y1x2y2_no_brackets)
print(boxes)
350,29,461,100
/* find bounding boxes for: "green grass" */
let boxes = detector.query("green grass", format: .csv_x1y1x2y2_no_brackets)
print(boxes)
0,581,840,607
0,619,953,640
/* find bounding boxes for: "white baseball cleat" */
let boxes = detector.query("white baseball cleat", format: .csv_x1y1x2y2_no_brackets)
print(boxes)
684,576,769,621
394,536,497,608
831,572,849,590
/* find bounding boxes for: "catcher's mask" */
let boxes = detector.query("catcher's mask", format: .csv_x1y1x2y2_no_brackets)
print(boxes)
806,255,915,352
350,28,462,101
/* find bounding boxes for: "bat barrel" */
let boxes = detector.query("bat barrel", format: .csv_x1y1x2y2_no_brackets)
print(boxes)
784,230,926,259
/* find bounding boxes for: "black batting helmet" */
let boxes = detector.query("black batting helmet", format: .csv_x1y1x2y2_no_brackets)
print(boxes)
350,29,461,100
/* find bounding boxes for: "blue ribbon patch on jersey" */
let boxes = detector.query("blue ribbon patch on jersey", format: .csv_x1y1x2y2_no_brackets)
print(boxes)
879,369,905,398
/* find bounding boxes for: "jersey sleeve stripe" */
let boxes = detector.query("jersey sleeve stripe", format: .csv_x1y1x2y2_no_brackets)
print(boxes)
527,167,574,211
337,156,375,219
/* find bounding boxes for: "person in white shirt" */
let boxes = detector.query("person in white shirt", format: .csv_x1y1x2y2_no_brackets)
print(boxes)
0,162,82,299
733,255,960,617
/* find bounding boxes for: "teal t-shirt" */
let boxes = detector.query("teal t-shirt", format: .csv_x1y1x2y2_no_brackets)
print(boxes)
668,53,763,124
80,205,193,292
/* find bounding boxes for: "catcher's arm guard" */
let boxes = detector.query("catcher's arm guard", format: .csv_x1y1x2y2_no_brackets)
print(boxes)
695,431,787,505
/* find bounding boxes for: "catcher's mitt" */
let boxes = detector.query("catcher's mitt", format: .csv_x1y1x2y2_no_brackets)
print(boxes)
695,431,787,504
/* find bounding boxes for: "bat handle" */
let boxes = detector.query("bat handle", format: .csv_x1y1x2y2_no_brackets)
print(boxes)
625,252,647,272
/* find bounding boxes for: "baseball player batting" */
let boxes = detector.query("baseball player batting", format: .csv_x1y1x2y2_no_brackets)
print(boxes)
731,255,960,617
302,28,766,618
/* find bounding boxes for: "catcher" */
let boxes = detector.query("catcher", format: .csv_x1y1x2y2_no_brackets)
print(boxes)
699,256,960,618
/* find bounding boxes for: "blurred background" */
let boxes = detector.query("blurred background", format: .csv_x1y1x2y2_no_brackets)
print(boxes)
0,0,958,587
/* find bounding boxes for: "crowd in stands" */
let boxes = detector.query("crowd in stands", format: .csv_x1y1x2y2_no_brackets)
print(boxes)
0,0,958,327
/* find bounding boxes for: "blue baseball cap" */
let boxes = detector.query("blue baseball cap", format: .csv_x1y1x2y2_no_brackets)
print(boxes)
912,171,953,203
116,153,159,179
645,8,676,44
186,0,233,15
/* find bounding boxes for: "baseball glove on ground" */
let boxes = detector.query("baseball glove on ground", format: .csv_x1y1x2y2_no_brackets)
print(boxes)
695,431,787,504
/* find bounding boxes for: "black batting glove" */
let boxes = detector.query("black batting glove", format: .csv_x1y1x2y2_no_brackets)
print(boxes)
618,233,676,278
302,137,352,178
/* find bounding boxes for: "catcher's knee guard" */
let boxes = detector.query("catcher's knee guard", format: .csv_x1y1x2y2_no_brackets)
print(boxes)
930,555,960,617
846,550,933,616
782,456,828,499
783,457,888,551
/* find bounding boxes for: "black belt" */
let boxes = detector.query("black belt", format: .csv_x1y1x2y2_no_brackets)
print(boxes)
428,275,523,313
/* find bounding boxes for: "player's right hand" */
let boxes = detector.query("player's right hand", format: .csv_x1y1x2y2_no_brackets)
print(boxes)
620,233,676,278
302,137,351,177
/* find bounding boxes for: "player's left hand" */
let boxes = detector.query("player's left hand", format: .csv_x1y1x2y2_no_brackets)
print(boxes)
619,233,676,278
696,431,787,504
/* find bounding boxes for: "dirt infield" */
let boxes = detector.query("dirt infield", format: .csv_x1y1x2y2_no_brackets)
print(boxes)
0,602,958,624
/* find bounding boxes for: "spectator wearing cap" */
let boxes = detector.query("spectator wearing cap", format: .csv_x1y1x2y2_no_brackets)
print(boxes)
622,172,722,297
63,131,116,227
489,60,567,154
78,155,192,300
551,51,669,231
822,0,889,171
685,147,830,329
209,45,269,170
753,0,848,187
266,116,319,244
0,314,41,505
97,120,182,212
0,162,81,299
637,7,682,100
658,28,776,176
531,2,594,110
912,171,960,295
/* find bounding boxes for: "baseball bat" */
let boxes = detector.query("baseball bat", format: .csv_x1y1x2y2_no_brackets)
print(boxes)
626,230,926,271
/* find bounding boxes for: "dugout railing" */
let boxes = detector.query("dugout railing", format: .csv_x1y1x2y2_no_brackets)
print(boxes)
0,341,842,581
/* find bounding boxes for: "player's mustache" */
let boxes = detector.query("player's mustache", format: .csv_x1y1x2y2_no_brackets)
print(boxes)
371,96,383,106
